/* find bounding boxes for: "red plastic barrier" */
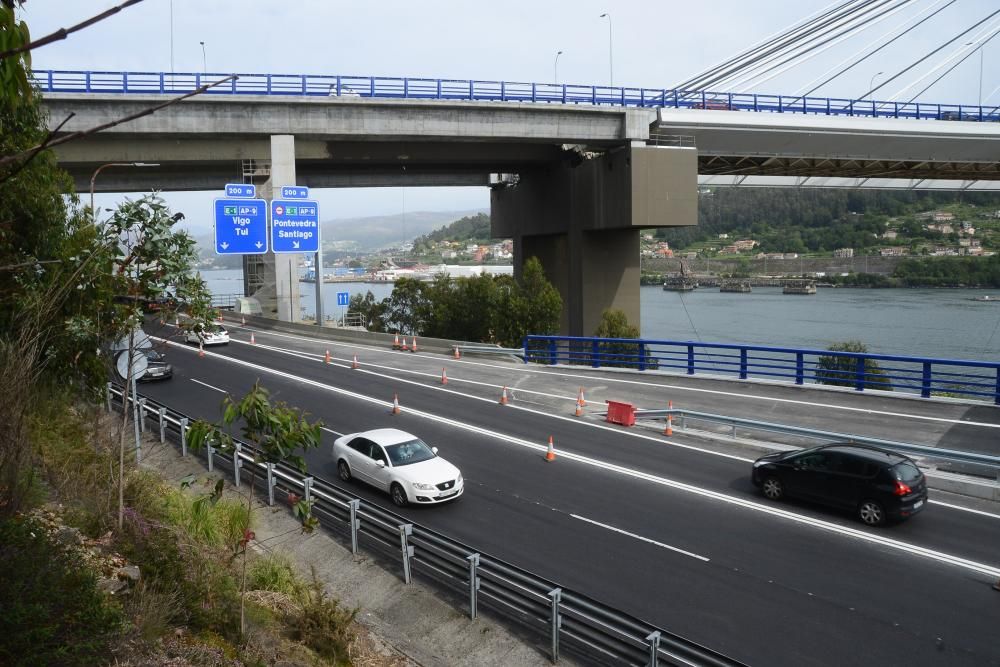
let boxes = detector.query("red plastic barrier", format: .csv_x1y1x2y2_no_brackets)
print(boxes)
605,400,636,427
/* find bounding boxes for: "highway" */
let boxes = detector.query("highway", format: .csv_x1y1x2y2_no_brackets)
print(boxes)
138,322,1000,666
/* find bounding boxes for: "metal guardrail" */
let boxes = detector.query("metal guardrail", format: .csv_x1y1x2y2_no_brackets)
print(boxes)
524,336,1000,405
456,343,525,359
109,383,746,667
633,407,1000,479
31,69,1000,123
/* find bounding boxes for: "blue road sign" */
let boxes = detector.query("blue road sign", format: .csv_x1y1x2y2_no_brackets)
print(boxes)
225,183,256,198
214,198,268,255
336,291,349,306
271,199,320,254
280,185,309,199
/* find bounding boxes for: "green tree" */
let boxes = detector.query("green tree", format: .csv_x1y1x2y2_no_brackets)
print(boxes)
187,381,323,638
348,290,386,331
512,257,562,342
382,277,427,334
815,341,892,391
594,309,645,368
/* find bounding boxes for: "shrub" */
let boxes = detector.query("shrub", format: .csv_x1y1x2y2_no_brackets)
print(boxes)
288,567,358,664
815,341,892,390
248,552,299,596
594,309,647,369
0,516,124,666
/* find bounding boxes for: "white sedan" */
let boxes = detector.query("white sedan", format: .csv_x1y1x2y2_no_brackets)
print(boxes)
184,323,229,346
333,428,463,507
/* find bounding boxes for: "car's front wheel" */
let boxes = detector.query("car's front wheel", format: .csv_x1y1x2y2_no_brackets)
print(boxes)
390,483,408,507
858,500,885,526
761,476,784,501
337,460,351,482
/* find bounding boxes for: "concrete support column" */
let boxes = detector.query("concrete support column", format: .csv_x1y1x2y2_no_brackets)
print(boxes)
495,144,696,336
256,135,301,323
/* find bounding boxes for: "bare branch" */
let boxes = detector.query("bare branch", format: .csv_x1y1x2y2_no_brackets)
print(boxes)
0,112,75,185
0,0,146,60
0,259,62,272
0,75,238,171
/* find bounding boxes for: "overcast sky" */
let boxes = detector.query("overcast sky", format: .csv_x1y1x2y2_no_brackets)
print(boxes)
21,0,997,234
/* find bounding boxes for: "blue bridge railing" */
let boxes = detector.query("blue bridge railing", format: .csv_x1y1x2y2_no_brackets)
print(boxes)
523,336,1000,404
30,69,1000,123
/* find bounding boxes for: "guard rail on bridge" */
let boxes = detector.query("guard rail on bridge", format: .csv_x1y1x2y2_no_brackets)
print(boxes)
110,383,746,667
523,336,1000,405
31,69,1000,123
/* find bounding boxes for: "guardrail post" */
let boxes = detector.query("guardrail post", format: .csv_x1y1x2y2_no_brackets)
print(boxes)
995,368,1000,406
687,345,695,375
302,476,314,502
399,524,414,584
639,343,647,371
106,382,112,412
233,442,243,487
348,499,361,553
137,398,147,433
548,587,562,663
921,362,933,399
180,418,188,456
731,421,737,438
646,631,661,667
592,339,600,368
855,356,866,392
795,353,805,385
548,339,557,365
158,408,167,443
206,439,214,472
467,553,480,619
739,349,748,380
266,462,276,506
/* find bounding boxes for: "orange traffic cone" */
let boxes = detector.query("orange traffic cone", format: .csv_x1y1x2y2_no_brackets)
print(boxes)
391,393,401,415
575,398,584,417
410,337,418,353
545,436,556,462
324,350,331,364
499,386,509,405
401,337,409,352
217,312,224,323
393,334,401,350
664,413,673,436
250,332,256,345
198,343,205,358
352,353,359,369
441,368,448,385
454,346,461,359
577,387,586,407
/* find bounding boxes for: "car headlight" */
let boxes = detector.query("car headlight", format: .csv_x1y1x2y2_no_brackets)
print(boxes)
456,473,463,485
412,482,436,491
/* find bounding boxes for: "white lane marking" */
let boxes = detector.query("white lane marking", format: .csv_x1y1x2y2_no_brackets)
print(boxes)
163,341,1000,580
322,427,344,437
929,500,1000,519
227,337,750,463
571,514,710,562
191,379,227,394
224,324,1000,430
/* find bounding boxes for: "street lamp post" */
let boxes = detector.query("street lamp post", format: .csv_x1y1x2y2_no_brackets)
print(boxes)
868,71,883,99
978,45,984,107
200,41,207,73
554,50,563,84
599,12,613,87
89,162,159,221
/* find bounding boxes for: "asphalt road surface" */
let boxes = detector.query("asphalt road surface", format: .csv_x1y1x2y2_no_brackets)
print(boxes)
137,323,1000,666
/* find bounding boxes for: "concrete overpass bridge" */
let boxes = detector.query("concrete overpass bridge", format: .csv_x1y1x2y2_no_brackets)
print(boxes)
36,70,1000,335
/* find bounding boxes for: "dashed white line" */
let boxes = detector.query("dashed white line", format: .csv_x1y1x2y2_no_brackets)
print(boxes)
322,427,344,437
929,499,1000,519
570,514,710,562
164,340,1000,580
190,378,227,394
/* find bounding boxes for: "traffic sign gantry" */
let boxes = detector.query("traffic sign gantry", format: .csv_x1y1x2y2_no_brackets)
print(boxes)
271,186,319,254
214,196,268,255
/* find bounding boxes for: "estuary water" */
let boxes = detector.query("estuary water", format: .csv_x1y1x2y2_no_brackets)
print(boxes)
201,270,1000,363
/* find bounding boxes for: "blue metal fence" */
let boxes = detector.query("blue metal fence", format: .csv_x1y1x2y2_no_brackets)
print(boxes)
523,336,1000,404
30,69,1000,123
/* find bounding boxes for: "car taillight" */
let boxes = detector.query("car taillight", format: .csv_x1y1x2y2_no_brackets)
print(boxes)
893,480,912,496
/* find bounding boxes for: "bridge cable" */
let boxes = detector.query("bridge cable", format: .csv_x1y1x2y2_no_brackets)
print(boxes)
860,7,1000,100
671,0,857,91
728,0,914,94
794,0,957,99
675,0,870,94
897,23,1000,105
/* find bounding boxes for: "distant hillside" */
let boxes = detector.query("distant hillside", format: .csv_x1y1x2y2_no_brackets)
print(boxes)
413,213,493,247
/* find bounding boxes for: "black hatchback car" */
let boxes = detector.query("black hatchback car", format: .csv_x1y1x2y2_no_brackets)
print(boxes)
752,444,927,526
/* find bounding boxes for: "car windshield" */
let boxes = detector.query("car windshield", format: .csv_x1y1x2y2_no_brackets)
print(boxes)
384,439,436,467
145,350,164,362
